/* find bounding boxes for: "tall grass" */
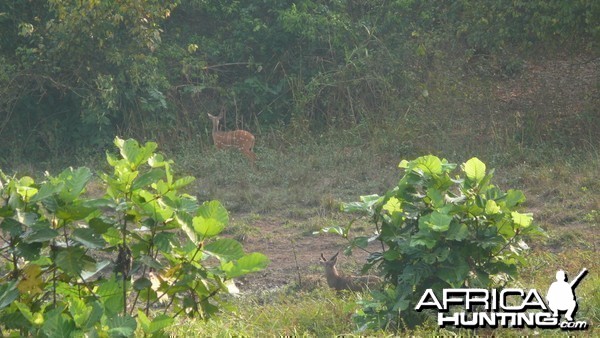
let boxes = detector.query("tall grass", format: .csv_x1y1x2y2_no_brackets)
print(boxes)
166,288,364,337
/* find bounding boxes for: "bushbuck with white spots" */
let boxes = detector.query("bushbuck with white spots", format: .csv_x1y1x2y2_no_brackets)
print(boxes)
207,112,256,163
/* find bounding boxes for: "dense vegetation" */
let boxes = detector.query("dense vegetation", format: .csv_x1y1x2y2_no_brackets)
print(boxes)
1,0,598,163
0,137,268,336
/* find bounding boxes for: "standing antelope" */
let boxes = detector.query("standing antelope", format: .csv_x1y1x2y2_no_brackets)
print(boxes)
207,113,256,163
320,252,381,292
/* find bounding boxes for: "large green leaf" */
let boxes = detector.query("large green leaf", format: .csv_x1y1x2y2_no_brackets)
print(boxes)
0,281,19,309
68,296,93,328
30,180,64,203
136,190,174,222
173,176,196,190
14,301,41,325
197,217,224,238
446,221,469,241
88,217,115,234
107,314,137,337
138,310,173,335
503,189,526,208
176,212,197,244
84,301,104,330
0,217,24,237
55,247,94,276
410,230,437,249
204,238,244,261
56,203,96,221
438,259,470,286
342,194,382,215
197,200,229,225
485,199,501,214
133,277,153,291
222,252,269,278
115,137,157,168
72,228,107,249
131,168,164,190
192,214,225,238
316,225,346,236
23,222,59,243
15,176,38,202
413,155,443,175
419,211,452,232
41,306,76,338
15,242,42,261
97,278,124,316
511,211,533,228
464,157,486,183
56,167,93,202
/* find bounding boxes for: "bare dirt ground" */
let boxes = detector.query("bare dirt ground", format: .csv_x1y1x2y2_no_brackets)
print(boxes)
233,215,377,292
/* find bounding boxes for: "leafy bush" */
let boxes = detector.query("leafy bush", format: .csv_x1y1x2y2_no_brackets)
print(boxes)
0,137,268,336
340,155,545,330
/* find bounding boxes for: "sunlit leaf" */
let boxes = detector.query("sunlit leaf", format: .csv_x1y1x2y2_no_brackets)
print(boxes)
315,225,346,236
414,155,443,175
464,157,486,183
115,137,157,168
68,296,92,328
511,211,533,228
382,196,402,214
197,200,228,225
485,199,501,214
222,252,269,278
192,216,224,238
173,176,195,189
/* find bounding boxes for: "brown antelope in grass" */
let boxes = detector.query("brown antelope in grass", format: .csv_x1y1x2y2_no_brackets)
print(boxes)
207,113,256,163
320,252,381,292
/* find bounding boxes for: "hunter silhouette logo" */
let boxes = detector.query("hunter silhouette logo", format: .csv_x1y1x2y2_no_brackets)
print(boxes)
415,267,589,330
546,268,588,322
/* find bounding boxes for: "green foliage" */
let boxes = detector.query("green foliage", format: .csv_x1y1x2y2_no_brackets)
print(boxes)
0,137,268,336
341,155,545,330
1,0,598,162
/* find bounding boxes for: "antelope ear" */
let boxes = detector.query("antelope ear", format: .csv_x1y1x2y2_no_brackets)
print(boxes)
330,252,339,262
